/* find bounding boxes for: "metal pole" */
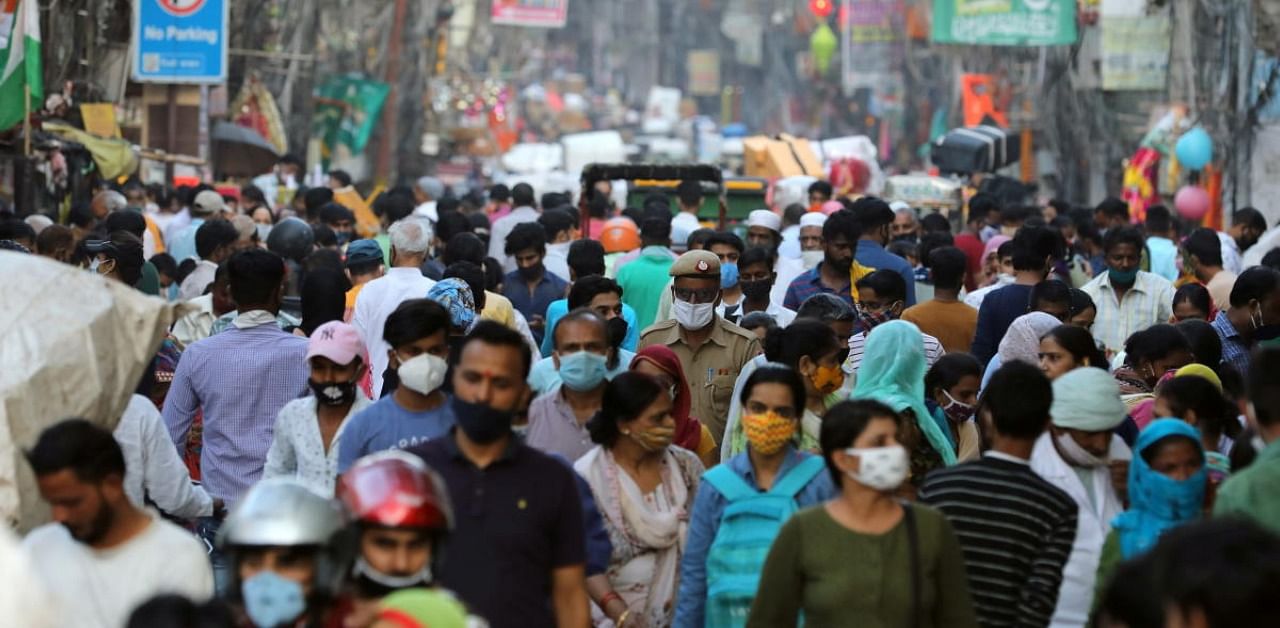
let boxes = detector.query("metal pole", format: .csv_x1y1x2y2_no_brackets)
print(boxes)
23,83,31,156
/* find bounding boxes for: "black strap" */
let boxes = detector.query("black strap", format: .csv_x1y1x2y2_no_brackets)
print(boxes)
903,502,921,628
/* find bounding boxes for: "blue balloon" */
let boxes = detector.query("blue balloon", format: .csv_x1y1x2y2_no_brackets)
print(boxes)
1176,127,1213,170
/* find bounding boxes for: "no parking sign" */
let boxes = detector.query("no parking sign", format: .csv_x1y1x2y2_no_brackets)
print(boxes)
132,0,228,83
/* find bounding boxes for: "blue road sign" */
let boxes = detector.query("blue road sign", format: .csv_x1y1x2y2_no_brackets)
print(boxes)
132,0,228,84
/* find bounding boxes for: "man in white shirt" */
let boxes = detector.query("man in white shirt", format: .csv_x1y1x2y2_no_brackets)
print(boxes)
488,182,541,272
1217,206,1267,275
744,208,807,308
1030,367,1131,628
670,179,704,252
353,217,437,397
23,419,214,628
413,176,444,223
116,394,215,520
171,263,235,348
264,321,373,495
538,208,576,282
178,218,239,301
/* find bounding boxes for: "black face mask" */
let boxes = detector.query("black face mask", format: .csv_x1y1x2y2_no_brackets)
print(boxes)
309,379,357,406
740,279,772,302
517,263,543,281
892,234,918,244
451,396,513,444
606,316,628,348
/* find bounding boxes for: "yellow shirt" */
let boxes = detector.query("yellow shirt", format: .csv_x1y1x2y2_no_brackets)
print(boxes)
480,290,517,328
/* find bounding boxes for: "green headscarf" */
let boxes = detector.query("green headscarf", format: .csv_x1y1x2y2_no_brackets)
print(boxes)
852,320,957,466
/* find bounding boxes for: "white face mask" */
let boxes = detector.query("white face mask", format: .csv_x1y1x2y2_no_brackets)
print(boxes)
256,224,272,242
1054,431,1109,467
672,298,715,330
801,250,824,270
397,353,448,395
844,445,909,491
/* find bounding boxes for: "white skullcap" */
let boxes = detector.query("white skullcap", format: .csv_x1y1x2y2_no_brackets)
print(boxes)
24,214,53,234
799,212,827,229
747,209,781,232
890,200,912,213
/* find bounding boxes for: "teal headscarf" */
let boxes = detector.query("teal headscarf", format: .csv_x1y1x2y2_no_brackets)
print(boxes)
852,320,957,466
1111,418,1207,559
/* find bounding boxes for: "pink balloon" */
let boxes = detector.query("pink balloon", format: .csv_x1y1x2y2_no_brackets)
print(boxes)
1174,185,1211,221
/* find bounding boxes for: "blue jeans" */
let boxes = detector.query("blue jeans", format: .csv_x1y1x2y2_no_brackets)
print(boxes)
196,516,231,596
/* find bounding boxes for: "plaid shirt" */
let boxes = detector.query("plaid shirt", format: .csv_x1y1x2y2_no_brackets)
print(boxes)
1212,310,1252,377
1081,270,1174,353
783,262,854,310
162,322,310,504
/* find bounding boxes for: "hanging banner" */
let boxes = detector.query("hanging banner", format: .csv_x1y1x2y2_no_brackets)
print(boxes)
841,0,905,91
491,0,569,28
311,74,390,167
1101,14,1171,90
931,0,1078,46
687,50,721,97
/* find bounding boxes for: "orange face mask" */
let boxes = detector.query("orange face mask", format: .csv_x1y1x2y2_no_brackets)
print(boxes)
810,363,845,394
742,411,797,455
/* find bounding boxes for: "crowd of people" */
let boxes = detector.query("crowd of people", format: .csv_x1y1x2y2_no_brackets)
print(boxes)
3,167,1280,628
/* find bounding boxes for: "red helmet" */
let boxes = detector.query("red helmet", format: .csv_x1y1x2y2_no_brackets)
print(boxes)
336,451,453,531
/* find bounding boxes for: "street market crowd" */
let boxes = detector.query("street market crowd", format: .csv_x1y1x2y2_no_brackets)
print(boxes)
3,162,1280,628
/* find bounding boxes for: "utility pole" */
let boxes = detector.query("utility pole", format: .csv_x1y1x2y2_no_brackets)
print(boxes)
376,0,411,184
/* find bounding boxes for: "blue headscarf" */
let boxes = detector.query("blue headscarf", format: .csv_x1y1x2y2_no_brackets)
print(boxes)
427,278,477,331
1111,418,1207,559
852,320,957,466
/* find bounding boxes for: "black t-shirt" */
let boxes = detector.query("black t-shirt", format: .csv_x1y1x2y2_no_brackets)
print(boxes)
409,431,585,628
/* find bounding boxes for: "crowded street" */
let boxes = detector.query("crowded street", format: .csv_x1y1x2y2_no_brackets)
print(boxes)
2,1,1280,627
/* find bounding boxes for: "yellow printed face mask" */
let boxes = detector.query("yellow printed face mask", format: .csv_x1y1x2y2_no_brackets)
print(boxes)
742,411,797,455
810,363,845,395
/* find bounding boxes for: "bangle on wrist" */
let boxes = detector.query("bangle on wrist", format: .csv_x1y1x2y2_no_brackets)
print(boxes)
617,609,630,627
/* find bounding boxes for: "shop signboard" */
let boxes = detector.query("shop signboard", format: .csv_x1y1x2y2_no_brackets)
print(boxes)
932,0,1077,47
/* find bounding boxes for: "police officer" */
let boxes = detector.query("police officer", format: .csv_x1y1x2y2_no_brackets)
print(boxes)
639,249,762,449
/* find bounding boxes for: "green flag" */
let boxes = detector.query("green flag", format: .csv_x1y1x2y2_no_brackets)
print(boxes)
0,0,42,131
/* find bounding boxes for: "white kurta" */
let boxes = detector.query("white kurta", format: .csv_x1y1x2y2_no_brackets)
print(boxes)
1029,432,1131,628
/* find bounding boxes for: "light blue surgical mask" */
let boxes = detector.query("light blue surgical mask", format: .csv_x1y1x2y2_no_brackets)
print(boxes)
241,571,306,628
558,350,609,391
720,262,739,289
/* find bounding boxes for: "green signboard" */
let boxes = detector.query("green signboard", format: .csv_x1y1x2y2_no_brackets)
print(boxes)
931,0,1078,47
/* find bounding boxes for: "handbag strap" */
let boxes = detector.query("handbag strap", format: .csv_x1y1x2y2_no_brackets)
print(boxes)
902,501,921,628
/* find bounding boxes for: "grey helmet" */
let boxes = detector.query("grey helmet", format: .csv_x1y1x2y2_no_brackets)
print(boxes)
218,478,354,598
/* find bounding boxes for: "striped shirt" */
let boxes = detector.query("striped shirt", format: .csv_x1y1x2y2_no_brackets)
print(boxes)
1211,310,1252,377
918,453,1078,628
1080,270,1174,353
162,321,310,505
842,328,946,376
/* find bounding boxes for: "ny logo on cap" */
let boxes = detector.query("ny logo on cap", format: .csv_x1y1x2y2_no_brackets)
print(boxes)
320,328,335,340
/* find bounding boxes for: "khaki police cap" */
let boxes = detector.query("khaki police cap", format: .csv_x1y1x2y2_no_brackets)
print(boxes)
670,249,721,278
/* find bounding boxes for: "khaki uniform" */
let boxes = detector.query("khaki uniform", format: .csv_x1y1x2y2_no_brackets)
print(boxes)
639,317,761,445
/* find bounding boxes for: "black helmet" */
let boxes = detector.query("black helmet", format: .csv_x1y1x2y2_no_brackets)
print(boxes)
266,217,315,262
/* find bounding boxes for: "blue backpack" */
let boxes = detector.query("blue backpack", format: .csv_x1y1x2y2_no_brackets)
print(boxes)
702,455,826,627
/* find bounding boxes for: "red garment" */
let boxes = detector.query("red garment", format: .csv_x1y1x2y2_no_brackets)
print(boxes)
630,345,703,452
954,232,985,291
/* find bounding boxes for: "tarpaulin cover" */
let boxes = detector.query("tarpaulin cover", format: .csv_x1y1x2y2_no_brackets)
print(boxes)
0,252,183,531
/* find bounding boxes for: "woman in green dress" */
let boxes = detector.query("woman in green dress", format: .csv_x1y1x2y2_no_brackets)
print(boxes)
747,399,978,628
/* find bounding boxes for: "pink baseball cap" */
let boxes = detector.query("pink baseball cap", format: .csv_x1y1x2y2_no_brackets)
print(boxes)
307,321,364,365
